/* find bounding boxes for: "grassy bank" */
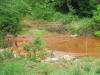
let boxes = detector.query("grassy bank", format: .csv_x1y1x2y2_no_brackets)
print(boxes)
0,55,100,75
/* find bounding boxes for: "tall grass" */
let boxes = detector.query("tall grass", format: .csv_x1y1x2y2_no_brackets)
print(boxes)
0,50,13,62
0,61,35,75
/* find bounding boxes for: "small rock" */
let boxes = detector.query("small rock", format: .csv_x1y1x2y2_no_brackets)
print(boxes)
70,34,79,37
63,55,75,61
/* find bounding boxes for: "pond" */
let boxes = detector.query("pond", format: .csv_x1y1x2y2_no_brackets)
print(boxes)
14,34,100,57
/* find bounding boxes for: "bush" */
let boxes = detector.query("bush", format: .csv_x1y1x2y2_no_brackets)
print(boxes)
31,2,55,20
95,67,100,74
94,31,100,38
0,6,22,36
77,0,98,17
23,45,31,52
76,18,93,35
92,5,100,31
83,64,91,72
65,18,93,35
32,36,46,61
26,36,47,61
34,36,46,50
13,0,32,16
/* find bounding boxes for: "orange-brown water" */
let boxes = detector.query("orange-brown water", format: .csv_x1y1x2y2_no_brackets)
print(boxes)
43,34,100,57
13,34,100,57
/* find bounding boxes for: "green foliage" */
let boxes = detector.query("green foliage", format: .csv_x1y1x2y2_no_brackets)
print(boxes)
95,59,100,66
38,51,47,59
23,45,31,51
0,61,34,75
77,0,98,17
72,66,82,75
76,18,93,35
80,57,96,62
92,5,100,31
31,36,46,61
95,67,100,74
13,0,32,16
37,64,55,75
34,36,46,50
65,18,94,35
0,35,6,48
83,64,91,72
26,36,47,61
65,24,77,34
0,50,13,62
31,2,55,20
0,6,22,36
94,31,100,38
53,13,78,22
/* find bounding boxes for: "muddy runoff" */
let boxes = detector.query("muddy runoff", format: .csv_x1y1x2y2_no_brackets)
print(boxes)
12,34,100,57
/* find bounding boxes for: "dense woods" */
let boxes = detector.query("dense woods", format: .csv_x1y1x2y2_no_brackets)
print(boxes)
0,0,100,36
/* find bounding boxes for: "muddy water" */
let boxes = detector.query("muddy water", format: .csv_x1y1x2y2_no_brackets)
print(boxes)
43,34,100,57
14,34,100,57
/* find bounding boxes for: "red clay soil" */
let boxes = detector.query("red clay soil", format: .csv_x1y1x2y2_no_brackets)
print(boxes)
13,34,100,57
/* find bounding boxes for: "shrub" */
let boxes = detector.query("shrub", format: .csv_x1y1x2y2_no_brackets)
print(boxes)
31,1,55,20
23,45,31,52
34,36,46,50
13,0,32,16
0,6,22,36
26,36,47,61
92,5,100,31
32,36,46,61
76,18,93,35
53,13,78,23
64,18,94,35
65,23,77,34
95,67,100,74
83,64,91,72
94,31,100,38
77,0,98,17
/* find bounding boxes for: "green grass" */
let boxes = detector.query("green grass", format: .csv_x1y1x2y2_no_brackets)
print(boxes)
0,49,99,75
19,28,51,36
0,61,35,75
0,57,100,75
0,50,14,62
